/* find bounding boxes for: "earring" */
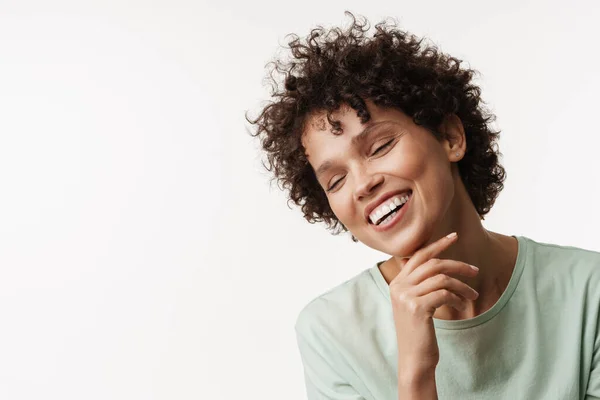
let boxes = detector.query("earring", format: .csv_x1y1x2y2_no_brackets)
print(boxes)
455,152,460,157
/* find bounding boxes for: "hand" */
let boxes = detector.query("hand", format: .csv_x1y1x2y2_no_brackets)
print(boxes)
389,232,480,379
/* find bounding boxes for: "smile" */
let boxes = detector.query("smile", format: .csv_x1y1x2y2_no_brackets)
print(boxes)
369,191,412,232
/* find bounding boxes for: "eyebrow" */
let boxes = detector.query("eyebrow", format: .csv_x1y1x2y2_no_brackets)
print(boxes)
314,121,395,179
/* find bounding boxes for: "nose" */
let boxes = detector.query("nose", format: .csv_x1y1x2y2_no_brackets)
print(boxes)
353,166,383,201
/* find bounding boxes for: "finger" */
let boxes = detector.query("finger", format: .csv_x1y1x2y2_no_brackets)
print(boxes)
412,273,479,301
402,232,459,276
409,258,479,285
419,288,467,315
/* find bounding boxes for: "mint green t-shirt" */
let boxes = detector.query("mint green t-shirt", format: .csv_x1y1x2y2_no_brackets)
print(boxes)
294,235,600,399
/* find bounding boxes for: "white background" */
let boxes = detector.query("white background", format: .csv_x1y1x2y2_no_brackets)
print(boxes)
0,1,598,399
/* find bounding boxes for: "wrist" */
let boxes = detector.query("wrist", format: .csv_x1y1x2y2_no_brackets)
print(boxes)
398,366,436,386
398,356,438,379
398,367,437,399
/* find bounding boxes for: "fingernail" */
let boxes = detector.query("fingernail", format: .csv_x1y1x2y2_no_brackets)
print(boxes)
446,232,457,239
470,265,479,271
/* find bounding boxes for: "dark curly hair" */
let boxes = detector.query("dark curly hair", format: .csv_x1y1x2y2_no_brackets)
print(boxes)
246,11,506,242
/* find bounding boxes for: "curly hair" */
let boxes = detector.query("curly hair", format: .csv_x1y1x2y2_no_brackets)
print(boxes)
246,11,506,242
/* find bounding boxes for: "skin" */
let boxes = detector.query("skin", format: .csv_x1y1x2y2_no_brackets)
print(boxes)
301,99,519,321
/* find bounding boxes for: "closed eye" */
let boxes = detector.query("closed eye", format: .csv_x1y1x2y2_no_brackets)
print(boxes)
327,177,344,192
327,139,396,192
372,139,394,156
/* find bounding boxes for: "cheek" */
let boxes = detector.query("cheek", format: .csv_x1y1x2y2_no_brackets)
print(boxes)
329,194,360,228
384,147,424,178
329,197,355,223
418,156,456,214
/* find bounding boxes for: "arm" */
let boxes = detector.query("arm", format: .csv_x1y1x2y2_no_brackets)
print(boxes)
398,367,438,400
584,272,600,400
389,232,477,399
585,346,600,399
295,324,366,400
585,316,600,399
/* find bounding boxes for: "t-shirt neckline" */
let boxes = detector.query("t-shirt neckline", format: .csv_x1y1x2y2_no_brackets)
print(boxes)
368,235,529,330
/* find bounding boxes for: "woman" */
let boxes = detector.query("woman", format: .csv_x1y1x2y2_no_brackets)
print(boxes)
247,12,600,400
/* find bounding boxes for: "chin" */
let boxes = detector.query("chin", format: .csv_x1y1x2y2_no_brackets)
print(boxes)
354,234,405,258
378,226,427,258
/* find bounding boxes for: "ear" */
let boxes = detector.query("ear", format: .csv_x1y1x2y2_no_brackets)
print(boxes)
438,114,467,162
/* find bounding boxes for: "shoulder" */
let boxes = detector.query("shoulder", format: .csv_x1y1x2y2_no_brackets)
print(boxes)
521,235,600,287
294,266,378,338
523,236,600,269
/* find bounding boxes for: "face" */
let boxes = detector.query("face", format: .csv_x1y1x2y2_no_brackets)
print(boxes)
301,99,468,257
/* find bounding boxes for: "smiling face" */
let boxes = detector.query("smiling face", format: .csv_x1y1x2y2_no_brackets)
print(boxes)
301,99,469,257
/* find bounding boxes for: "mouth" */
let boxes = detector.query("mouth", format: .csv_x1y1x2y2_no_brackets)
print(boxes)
368,190,413,231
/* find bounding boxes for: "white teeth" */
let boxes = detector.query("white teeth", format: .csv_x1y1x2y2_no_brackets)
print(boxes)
380,210,399,226
382,205,391,216
368,192,411,225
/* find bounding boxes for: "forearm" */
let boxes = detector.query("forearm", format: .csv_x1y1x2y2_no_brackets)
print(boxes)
397,367,438,400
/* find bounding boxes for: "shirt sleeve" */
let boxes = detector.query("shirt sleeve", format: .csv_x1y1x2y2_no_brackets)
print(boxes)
585,288,600,399
295,324,366,400
586,345,600,399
